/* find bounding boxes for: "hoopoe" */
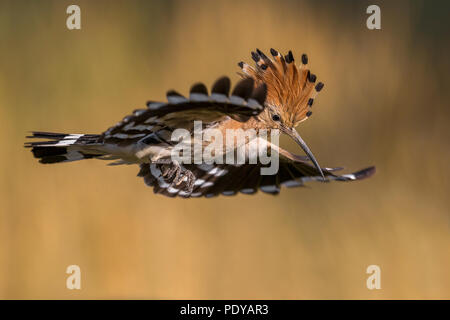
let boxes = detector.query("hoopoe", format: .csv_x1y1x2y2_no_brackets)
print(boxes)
25,48,375,198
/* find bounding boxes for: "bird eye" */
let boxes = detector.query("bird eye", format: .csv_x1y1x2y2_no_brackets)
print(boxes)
272,114,281,121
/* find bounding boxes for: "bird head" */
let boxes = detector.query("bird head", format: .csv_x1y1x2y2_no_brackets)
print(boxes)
238,48,326,179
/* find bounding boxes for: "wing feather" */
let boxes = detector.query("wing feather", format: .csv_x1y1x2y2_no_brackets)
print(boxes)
137,152,376,198
101,77,267,143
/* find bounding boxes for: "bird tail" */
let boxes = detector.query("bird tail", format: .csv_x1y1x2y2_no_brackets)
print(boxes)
25,132,105,164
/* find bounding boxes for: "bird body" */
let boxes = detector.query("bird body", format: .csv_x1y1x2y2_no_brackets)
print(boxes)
26,48,375,198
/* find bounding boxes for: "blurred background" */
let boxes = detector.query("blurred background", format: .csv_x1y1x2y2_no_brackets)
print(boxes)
0,0,449,299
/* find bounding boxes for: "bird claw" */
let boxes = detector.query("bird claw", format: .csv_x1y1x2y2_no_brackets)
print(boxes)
176,170,195,194
153,159,195,194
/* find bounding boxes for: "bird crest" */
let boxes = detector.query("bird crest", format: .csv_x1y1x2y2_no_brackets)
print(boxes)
238,48,324,128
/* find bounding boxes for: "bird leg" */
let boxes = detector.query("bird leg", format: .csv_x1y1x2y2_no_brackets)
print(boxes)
164,165,180,180
152,158,196,194
172,169,195,194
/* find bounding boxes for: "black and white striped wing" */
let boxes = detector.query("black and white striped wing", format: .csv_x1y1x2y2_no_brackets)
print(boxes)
101,77,266,145
137,157,376,198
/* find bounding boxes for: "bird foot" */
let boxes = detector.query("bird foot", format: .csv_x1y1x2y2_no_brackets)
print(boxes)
153,159,195,194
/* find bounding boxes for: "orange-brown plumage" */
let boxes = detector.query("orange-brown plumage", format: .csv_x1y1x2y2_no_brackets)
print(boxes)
238,48,324,129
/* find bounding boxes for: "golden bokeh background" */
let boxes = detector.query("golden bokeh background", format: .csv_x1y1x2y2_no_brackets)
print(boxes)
0,0,449,299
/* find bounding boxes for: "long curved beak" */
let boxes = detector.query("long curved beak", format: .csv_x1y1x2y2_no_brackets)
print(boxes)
283,127,325,180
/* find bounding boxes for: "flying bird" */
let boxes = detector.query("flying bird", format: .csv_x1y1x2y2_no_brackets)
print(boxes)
25,48,375,198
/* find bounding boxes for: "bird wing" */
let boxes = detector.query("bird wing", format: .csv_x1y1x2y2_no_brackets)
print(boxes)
137,149,375,198
100,76,267,146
